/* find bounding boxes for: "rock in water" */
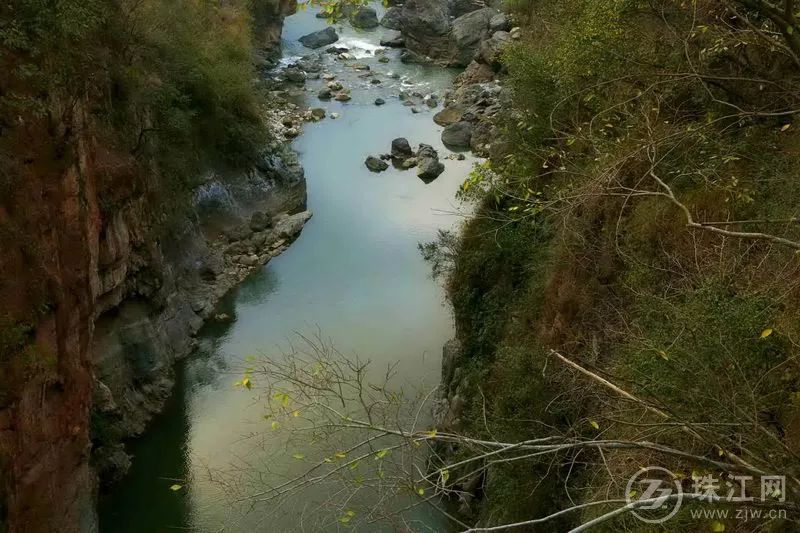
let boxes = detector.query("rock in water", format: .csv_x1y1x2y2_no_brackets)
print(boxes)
391,138,414,159
283,67,306,84
417,143,439,160
442,121,474,149
417,157,445,182
416,143,445,182
365,156,389,172
275,211,313,238
350,6,380,29
309,108,326,121
380,31,405,48
401,157,419,169
299,27,339,49
375,98,386,106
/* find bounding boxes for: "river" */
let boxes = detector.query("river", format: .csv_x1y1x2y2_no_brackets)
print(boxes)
99,5,474,532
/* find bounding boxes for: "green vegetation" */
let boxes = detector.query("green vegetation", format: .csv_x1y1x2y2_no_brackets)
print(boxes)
427,0,800,529
0,0,269,202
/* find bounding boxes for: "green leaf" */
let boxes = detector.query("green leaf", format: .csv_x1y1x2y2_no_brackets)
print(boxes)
169,484,183,492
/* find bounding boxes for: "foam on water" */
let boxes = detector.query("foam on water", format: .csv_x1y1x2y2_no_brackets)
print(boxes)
337,37,383,59
277,55,303,67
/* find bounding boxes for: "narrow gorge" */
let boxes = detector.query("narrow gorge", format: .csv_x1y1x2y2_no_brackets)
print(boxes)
5,0,800,532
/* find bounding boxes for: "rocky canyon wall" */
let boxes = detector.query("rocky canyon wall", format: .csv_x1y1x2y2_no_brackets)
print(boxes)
0,2,300,531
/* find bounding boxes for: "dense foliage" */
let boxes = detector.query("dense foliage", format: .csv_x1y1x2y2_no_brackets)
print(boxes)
0,0,269,196
432,0,800,530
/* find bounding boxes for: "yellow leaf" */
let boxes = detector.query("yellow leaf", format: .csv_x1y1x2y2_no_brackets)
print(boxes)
761,328,774,338
323,457,333,463
374,449,389,460
292,453,305,460
781,124,791,132
291,410,300,418
658,350,669,360
427,428,437,439
335,452,347,459
441,469,450,484
589,420,600,430
271,421,280,430
416,487,425,496
710,520,725,532
169,484,183,492
242,377,251,390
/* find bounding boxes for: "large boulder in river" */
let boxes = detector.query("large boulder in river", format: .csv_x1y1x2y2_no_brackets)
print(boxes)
299,27,339,49
391,138,414,159
442,121,474,149
418,158,444,181
380,6,403,30
416,144,445,182
350,6,380,29
365,156,389,172
450,8,498,66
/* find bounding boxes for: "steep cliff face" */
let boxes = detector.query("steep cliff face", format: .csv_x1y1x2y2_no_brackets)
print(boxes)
0,1,300,530
252,0,298,62
0,107,103,533
89,142,308,487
